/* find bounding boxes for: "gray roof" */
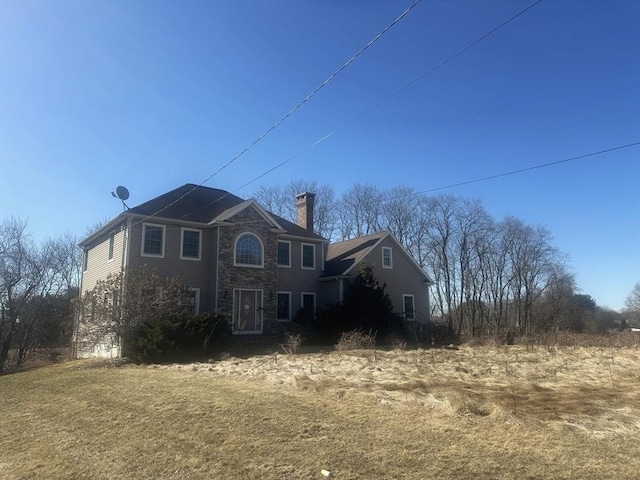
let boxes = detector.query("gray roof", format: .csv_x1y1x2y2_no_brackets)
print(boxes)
323,231,388,277
128,184,325,240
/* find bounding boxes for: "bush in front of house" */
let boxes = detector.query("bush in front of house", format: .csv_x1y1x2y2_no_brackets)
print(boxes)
312,264,402,344
126,311,231,363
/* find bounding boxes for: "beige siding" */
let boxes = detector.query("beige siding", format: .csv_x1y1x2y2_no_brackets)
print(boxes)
81,223,127,295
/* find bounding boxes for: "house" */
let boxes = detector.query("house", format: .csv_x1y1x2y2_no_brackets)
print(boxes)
76,184,432,357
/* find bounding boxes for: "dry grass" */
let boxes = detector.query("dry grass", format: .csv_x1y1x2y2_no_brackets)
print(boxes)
1,344,639,479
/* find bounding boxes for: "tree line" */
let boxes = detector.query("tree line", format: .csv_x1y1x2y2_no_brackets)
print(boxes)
255,180,632,336
2,183,638,371
0,217,80,372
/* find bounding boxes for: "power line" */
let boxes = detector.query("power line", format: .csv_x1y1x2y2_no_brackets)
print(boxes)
226,0,544,195
417,142,640,195
142,0,544,222
134,0,423,226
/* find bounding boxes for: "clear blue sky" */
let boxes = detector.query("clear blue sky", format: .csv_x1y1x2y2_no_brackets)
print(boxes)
1,0,639,310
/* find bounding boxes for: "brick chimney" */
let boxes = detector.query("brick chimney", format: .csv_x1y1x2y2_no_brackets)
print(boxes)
295,192,315,232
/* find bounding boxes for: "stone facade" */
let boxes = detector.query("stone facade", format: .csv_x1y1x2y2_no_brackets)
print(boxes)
216,207,279,334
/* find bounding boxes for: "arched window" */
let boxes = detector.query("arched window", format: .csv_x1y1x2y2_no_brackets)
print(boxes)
234,233,263,267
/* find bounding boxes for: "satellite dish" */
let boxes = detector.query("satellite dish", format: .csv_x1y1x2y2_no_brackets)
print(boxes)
111,186,130,210
115,186,129,200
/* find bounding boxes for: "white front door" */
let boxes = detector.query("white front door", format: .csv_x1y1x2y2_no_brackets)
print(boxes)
233,289,263,334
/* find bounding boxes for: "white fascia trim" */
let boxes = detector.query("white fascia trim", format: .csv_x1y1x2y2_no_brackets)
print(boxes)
211,199,285,231
279,233,328,244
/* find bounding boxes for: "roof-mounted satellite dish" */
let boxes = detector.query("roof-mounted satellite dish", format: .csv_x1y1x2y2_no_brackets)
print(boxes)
111,186,130,210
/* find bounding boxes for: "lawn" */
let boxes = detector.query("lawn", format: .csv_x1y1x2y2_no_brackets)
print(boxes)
1,343,639,479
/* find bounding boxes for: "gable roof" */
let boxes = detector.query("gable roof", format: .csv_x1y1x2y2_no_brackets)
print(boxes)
213,199,285,232
323,230,432,283
125,183,325,240
323,231,388,277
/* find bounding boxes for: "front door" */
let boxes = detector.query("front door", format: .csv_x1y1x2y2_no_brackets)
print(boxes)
234,289,263,334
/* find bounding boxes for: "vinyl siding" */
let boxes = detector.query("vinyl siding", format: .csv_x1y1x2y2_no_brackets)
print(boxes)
128,221,216,312
361,237,430,323
278,238,324,318
81,223,127,295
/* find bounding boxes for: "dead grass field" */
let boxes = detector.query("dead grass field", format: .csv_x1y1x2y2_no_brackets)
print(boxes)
1,344,639,479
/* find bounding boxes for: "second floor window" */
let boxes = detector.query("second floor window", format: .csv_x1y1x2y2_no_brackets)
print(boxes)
382,247,392,268
181,229,201,260
142,224,164,257
108,231,115,261
277,241,290,266
302,243,315,269
235,233,263,267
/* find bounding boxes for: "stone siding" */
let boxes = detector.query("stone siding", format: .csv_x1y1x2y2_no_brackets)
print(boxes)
216,207,279,334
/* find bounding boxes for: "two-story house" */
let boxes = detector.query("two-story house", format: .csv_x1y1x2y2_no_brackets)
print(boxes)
77,184,431,357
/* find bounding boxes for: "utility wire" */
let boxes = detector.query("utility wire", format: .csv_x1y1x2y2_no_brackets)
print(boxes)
133,0,422,226
416,142,640,195
230,0,544,192
178,0,544,218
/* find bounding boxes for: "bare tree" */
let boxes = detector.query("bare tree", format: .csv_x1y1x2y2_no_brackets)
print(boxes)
338,183,384,240
254,180,337,239
625,282,640,311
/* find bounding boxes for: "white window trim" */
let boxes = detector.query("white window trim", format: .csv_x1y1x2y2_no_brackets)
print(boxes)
403,294,415,321
189,288,200,315
141,223,166,258
382,246,393,269
180,227,202,261
108,231,116,262
233,232,264,268
277,240,291,268
277,291,291,322
301,243,316,270
301,292,316,316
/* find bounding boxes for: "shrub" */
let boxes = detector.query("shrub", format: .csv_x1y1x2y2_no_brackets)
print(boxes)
312,264,401,343
280,333,303,355
126,312,231,363
335,329,376,351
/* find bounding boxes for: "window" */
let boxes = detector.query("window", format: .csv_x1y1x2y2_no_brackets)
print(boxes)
142,224,165,257
186,289,200,315
277,241,290,267
382,247,392,269
403,295,415,320
108,231,115,261
234,233,263,267
277,292,291,321
83,250,88,272
302,292,316,317
301,243,315,269
181,228,201,260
